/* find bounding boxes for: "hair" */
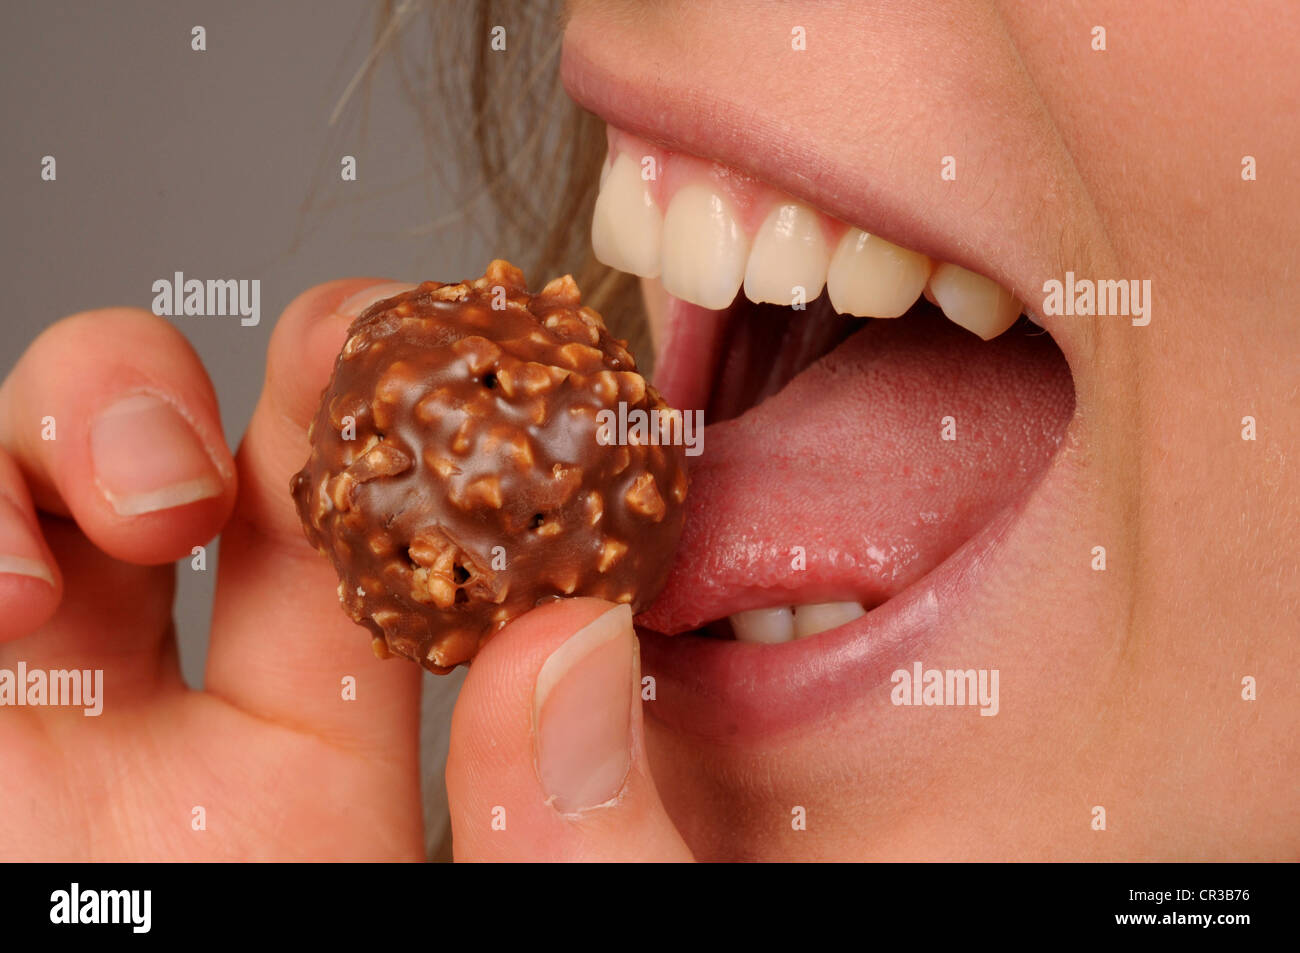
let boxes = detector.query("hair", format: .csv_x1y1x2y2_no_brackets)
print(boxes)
366,0,647,358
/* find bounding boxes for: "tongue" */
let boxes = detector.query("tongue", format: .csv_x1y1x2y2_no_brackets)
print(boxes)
638,303,1075,635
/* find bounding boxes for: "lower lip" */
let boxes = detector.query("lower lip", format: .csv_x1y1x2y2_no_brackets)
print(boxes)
636,496,1028,744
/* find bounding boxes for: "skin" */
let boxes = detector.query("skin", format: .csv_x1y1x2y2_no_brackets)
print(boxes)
0,1,1295,860
563,0,1300,860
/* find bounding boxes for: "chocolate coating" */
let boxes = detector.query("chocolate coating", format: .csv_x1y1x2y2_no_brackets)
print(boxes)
290,260,688,672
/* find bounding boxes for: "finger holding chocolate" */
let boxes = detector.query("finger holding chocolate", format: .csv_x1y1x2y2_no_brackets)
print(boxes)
290,260,688,672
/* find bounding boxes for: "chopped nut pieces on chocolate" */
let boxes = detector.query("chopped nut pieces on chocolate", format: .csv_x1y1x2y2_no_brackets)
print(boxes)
290,260,688,672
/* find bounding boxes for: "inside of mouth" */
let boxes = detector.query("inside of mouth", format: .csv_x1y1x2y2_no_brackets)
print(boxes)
644,289,1075,644
706,294,862,424
704,292,1047,426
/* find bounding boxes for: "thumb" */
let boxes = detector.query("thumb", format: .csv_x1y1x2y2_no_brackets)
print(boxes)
446,598,693,861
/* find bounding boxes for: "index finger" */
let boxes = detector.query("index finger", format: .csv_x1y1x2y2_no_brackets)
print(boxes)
205,279,423,756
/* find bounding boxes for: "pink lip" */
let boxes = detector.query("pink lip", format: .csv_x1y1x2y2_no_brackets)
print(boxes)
559,16,1097,362
562,36,965,287
637,501,1023,743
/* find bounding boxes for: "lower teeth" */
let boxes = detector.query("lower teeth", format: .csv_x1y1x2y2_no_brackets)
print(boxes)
729,607,794,644
729,601,866,644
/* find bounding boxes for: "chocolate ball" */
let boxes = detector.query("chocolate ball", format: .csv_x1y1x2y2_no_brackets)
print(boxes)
290,260,688,673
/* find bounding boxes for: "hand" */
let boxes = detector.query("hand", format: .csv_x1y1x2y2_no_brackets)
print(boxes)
0,281,426,860
445,598,692,861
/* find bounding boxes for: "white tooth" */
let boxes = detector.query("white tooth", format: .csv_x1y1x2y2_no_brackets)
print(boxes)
729,607,795,644
742,202,830,306
792,601,866,640
928,262,1021,339
660,184,751,310
591,152,663,278
826,229,931,318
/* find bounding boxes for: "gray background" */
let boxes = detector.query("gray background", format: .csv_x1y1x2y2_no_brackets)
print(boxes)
0,0,513,854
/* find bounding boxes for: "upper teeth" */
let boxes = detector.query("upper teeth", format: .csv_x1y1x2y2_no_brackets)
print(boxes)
826,228,931,319
661,184,752,310
729,601,867,644
591,152,663,279
592,137,1023,337
743,202,829,305
926,262,1022,340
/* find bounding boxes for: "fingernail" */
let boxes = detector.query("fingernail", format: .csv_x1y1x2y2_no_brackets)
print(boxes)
533,603,637,815
337,281,418,319
0,497,54,586
90,394,224,516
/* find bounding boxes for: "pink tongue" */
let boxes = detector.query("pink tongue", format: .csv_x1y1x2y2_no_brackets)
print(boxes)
639,304,1075,634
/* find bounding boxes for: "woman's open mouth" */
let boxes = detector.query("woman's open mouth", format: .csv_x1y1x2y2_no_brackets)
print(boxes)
562,34,1086,746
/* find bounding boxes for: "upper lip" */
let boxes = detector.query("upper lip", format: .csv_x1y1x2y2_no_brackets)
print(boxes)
561,13,1100,357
